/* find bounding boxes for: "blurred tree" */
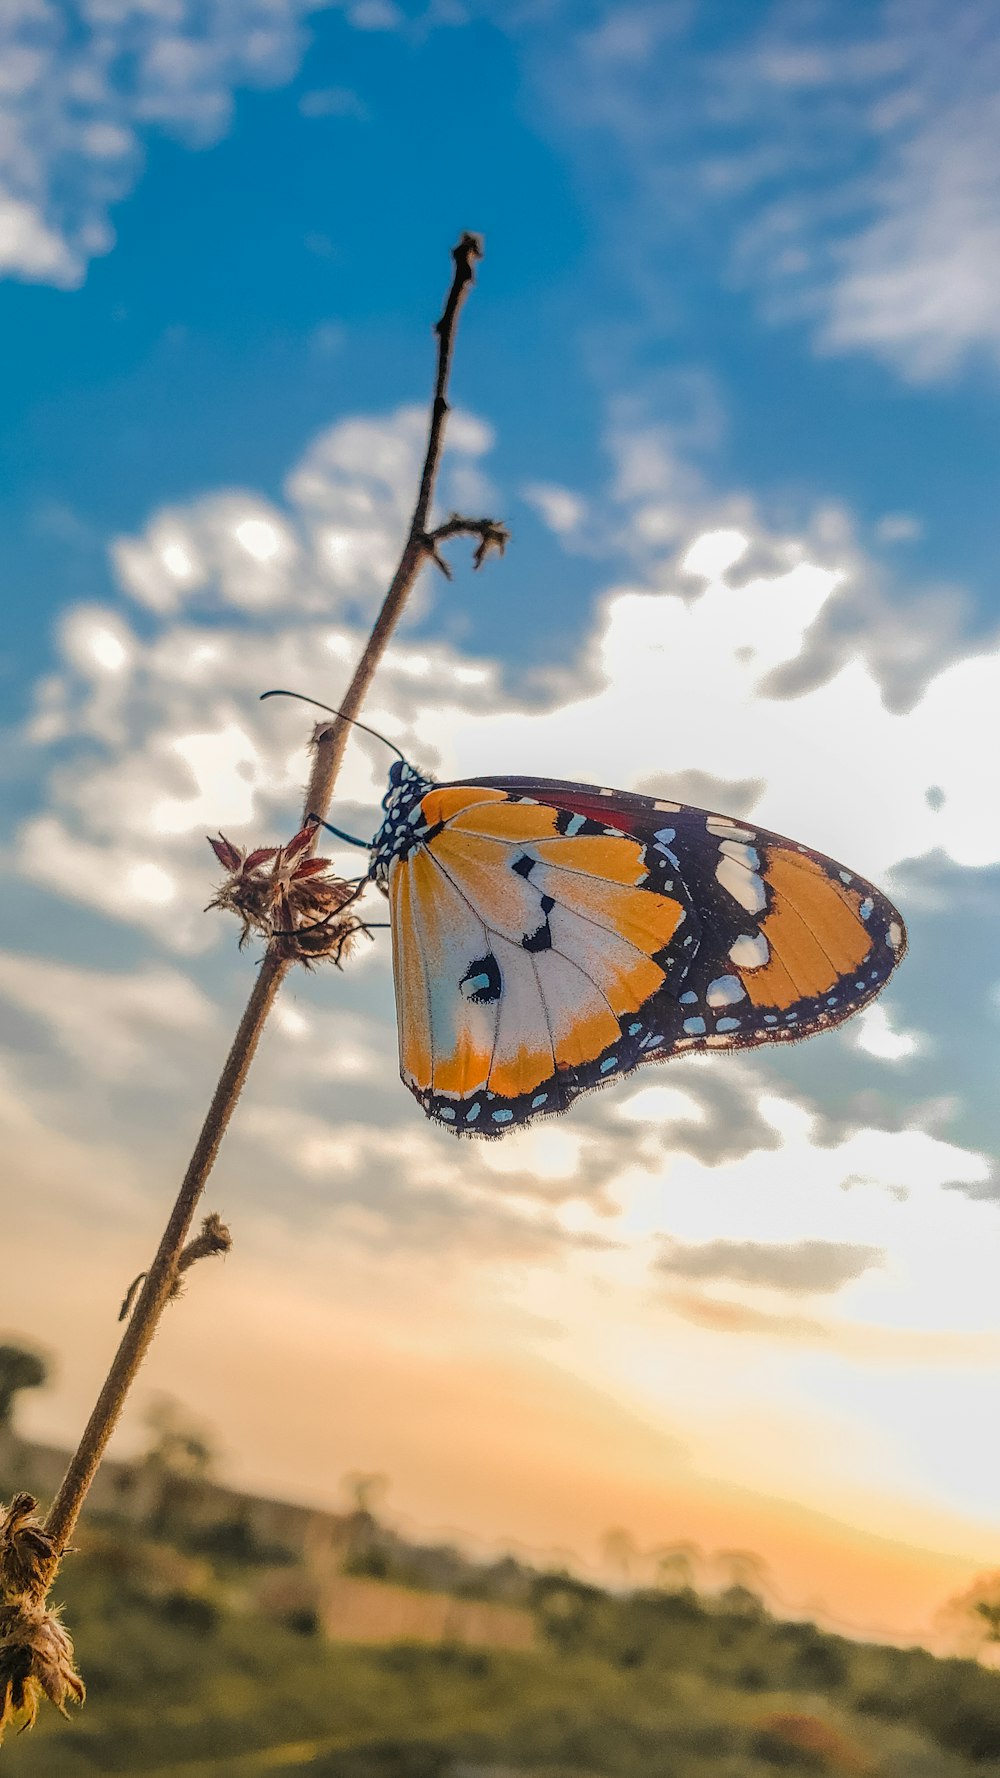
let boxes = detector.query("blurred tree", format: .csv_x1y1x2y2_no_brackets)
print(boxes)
0,1340,48,1432
141,1397,216,1539
937,1570,1000,1660
340,1471,391,1575
652,1540,701,1593
715,1548,769,1595
342,1470,388,1518
144,1397,215,1481
601,1526,637,1585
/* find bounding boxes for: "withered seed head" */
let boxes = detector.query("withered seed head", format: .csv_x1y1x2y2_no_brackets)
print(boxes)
0,1496,84,1741
0,1601,85,1737
207,822,368,967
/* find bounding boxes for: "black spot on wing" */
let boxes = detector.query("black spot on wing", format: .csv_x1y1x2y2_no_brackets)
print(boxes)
554,809,609,837
459,954,502,1005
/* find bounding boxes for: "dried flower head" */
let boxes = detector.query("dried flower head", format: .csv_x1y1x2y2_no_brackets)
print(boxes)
0,1496,84,1740
207,823,368,966
0,1601,85,1737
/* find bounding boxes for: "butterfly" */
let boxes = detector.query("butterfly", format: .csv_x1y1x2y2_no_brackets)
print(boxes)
327,758,907,1137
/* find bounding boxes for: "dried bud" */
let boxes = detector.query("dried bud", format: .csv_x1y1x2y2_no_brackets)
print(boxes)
174,1212,233,1295
206,823,369,967
0,1496,55,1603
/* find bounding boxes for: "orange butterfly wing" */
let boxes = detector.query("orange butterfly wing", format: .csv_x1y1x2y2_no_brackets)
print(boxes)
386,785,694,1131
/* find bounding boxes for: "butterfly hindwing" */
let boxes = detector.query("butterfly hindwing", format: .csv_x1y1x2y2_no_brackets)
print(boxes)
386,784,699,1133
463,778,907,1064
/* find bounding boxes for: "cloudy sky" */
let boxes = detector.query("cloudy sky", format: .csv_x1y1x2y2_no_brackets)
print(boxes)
3,0,1000,1646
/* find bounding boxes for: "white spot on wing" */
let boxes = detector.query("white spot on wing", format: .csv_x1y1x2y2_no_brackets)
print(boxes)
652,800,681,812
729,932,769,969
705,817,755,842
716,840,766,914
720,840,760,870
706,974,746,1007
888,920,903,951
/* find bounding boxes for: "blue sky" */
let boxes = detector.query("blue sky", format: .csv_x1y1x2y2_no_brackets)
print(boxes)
4,0,1000,1643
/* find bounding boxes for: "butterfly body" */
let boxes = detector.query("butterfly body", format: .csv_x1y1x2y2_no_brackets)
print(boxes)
365,763,907,1136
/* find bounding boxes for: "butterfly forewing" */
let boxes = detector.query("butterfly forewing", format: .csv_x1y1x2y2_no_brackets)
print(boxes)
385,783,698,1133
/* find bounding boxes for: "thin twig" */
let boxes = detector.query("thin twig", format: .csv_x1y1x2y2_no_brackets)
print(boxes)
36,230,488,1583
117,1212,233,1322
302,232,483,822
423,513,508,578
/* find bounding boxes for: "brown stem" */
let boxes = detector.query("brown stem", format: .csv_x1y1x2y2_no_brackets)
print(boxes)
39,230,486,1573
43,952,285,1559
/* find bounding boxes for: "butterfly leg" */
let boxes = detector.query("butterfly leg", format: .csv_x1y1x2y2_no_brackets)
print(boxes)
271,877,376,966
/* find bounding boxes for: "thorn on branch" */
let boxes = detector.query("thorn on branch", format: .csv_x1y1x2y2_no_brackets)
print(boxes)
423,514,509,575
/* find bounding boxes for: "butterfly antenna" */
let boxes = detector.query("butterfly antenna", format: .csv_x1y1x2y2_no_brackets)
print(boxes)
308,815,372,852
260,689,408,762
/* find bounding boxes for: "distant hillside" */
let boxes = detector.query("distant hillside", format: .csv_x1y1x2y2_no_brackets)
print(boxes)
5,1516,1000,1777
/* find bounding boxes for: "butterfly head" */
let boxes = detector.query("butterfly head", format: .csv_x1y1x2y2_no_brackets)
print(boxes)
383,757,415,802
371,759,435,886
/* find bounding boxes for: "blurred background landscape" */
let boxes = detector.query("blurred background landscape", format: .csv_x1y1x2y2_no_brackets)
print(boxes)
4,1342,1000,1775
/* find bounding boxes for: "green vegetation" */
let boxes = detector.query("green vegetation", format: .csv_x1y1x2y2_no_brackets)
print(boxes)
5,1528,1000,1777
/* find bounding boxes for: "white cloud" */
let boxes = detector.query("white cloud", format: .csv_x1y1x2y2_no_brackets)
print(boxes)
0,0,333,287
113,407,494,622
526,0,1000,380
728,0,1000,378
348,0,404,27
617,1084,706,1126
0,195,75,283
0,953,215,1080
680,527,748,579
299,86,369,120
854,1002,923,1063
521,481,588,537
875,512,923,543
